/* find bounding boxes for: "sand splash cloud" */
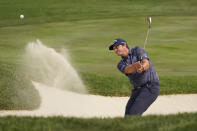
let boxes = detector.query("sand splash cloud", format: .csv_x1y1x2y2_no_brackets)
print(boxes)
24,40,87,93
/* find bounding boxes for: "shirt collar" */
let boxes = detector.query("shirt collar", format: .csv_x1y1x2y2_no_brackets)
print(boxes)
121,48,132,60
129,48,133,55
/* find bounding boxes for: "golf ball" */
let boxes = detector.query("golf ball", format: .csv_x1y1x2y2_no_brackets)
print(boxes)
20,14,24,19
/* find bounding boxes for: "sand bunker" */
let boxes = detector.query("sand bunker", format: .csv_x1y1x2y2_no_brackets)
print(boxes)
0,81,197,118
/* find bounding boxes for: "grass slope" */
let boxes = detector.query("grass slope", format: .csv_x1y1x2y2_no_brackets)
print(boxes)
0,62,40,110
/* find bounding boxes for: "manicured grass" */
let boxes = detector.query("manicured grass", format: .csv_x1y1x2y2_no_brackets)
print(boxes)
1,16,197,75
0,0,196,27
0,113,197,131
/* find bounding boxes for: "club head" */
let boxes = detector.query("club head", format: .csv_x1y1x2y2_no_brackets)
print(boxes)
147,17,152,28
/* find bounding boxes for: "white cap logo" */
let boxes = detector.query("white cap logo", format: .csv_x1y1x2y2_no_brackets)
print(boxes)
113,40,117,44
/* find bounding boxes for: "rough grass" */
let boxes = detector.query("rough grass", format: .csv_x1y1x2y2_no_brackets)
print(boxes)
0,113,197,131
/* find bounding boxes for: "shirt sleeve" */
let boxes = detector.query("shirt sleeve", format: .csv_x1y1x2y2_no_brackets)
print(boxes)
117,60,127,74
135,46,149,61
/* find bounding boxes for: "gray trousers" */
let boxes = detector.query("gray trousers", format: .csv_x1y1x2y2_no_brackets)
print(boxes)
125,82,160,115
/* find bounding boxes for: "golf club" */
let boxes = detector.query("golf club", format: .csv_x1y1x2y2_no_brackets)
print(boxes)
144,17,152,49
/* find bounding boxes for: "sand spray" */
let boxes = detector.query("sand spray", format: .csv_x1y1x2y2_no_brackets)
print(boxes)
24,40,87,93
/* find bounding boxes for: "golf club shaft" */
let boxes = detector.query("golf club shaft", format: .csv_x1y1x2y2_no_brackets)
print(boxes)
144,28,151,49
143,17,151,50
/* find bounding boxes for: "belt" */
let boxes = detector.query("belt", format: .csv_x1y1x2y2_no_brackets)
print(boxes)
135,83,149,89
134,81,159,89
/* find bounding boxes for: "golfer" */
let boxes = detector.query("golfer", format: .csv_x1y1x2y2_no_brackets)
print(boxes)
109,38,160,115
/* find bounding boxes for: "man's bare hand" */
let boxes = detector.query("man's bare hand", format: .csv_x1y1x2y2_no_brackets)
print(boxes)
124,60,149,74
134,61,143,73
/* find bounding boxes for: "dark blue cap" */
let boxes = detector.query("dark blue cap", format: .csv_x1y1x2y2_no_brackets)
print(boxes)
109,38,127,50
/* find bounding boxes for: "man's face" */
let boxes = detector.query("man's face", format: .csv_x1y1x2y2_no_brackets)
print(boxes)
113,44,127,56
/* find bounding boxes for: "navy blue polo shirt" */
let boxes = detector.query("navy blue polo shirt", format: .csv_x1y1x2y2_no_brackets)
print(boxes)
117,46,159,88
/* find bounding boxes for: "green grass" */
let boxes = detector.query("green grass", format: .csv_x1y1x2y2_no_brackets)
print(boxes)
0,113,197,131
0,0,197,27
1,16,197,75
82,72,197,96
0,0,197,109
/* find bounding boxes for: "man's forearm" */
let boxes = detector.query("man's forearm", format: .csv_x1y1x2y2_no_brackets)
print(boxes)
124,63,137,74
124,59,149,74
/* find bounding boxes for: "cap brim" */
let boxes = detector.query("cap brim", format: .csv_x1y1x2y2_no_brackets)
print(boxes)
109,44,114,50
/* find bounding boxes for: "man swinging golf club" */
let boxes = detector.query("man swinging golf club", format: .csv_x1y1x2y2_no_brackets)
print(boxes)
109,17,160,115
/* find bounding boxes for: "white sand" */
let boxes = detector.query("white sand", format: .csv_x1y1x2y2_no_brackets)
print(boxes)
0,81,197,118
